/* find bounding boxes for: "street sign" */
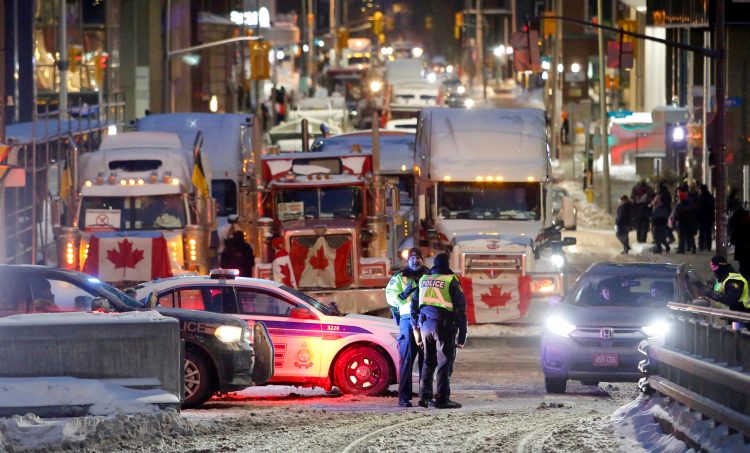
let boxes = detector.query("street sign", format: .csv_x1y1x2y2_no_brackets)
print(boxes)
727,96,743,108
607,110,633,118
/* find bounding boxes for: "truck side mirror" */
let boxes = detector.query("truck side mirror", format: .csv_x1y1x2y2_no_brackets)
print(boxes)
562,237,577,246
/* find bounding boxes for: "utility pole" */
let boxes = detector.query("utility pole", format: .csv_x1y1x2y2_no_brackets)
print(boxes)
0,0,5,142
307,0,315,92
714,0,727,256
255,0,262,126
702,30,711,189
476,0,485,99
330,0,337,69
59,0,68,117
596,0,611,213
550,0,562,164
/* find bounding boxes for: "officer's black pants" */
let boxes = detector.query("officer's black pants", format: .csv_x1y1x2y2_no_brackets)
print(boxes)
397,315,423,404
419,317,456,404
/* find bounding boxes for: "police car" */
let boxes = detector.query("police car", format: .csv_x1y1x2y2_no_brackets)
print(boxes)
0,265,274,408
133,269,400,395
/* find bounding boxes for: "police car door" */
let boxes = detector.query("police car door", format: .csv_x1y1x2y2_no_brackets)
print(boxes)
233,287,322,380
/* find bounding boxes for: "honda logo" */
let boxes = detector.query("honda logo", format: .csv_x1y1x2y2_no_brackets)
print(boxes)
600,328,614,339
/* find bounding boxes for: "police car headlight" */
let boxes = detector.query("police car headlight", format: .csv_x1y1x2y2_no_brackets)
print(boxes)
214,325,243,343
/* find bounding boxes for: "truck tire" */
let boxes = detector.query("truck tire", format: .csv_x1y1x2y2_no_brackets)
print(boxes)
333,345,391,396
183,349,215,408
545,377,567,394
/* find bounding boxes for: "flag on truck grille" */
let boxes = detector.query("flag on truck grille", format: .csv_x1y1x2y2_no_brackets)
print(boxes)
290,235,353,288
82,232,173,283
459,274,532,324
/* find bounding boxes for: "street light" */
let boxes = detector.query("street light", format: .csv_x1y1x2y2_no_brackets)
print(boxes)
570,62,581,73
494,45,506,57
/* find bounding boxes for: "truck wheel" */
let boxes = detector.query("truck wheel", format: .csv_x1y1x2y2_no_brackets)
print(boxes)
183,349,215,408
545,377,567,394
333,346,391,396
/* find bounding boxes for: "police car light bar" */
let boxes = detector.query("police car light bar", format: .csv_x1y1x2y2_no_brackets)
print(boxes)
210,268,240,279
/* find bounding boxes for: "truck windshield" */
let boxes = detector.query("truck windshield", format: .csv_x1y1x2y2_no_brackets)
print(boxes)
79,195,188,231
438,182,540,220
276,187,363,220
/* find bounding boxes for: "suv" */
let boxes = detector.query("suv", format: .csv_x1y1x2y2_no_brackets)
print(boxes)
0,265,274,408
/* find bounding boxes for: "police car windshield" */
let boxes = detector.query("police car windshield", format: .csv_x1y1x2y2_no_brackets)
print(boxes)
281,285,340,316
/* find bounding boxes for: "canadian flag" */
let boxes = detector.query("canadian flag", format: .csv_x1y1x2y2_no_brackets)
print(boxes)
459,274,532,324
82,232,173,283
290,236,352,289
272,249,298,289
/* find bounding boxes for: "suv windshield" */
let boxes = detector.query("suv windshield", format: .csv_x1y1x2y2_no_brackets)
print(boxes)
79,195,188,231
277,187,363,220
568,274,676,307
438,181,541,220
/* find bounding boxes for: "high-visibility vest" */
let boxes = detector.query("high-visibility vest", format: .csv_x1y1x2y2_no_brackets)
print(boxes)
385,272,420,316
418,274,457,312
715,272,750,308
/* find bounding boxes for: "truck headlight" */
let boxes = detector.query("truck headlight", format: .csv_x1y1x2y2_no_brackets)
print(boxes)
550,254,565,269
531,277,557,294
641,321,670,338
545,316,576,337
214,325,243,343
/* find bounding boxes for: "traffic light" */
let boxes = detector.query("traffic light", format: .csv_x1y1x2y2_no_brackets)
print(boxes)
94,51,108,84
454,12,463,39
372,11,384,35
425,16,433,30
250,40,271,80
542,11,556,37
69,44,83,73
337,27,349,51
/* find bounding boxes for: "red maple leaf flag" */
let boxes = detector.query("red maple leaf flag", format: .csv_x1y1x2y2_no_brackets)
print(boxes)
309,246,329,272
106,239,145,269
480,285,513,310
460,274,533,324
83,234,173,283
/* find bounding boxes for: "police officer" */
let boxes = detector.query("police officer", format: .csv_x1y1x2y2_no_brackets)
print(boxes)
411,252,467,409
703,255,749,312
385,247,429,408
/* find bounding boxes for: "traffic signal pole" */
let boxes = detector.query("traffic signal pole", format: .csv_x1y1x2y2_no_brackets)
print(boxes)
59,0,68,117
596,0,611,214
714,0,727,256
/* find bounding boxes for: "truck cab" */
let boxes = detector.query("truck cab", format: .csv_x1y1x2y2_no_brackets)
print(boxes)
415,108,575,324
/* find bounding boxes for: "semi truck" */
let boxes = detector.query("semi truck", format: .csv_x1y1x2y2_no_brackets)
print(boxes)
54,131,215,285
414,108,575,324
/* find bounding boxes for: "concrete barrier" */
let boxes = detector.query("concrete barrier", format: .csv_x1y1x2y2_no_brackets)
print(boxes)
0,311,181,414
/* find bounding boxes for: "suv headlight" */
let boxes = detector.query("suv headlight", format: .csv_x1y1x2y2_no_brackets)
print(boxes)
641,321,670,338
545,316,576,337
214,325,243,343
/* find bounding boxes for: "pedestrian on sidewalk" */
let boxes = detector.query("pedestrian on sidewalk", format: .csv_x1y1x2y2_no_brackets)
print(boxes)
697,184,715,252
616,195,634,254
631,179,654,243
651,195,670,254
561,111,570,145
672,188,697,254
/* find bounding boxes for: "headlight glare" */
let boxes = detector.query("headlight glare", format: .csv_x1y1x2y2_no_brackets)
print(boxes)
641,321,670,338
550,254,565,268
214,325,243,343
545,316,576,337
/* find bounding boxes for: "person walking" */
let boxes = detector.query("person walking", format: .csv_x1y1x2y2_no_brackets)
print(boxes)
561,111,570,144
729,207,750,280
672,188,697,254
220,231,255,277
615,195,634,254
411,253,467,409
696,184,715,252
631,179,654,243
651,195,670,253
702,255,749,312
385,248,429,408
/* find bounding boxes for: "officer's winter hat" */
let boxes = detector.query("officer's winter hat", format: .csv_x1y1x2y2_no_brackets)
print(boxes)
433,253,450,269
710,255,729,267
407,247,423,258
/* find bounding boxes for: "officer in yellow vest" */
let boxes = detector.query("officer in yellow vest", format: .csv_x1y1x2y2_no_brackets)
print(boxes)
703,255,749,312
411,252,467,409
385,247,429,407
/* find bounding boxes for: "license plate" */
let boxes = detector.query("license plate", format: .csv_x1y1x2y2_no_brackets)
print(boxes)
593,353,619,367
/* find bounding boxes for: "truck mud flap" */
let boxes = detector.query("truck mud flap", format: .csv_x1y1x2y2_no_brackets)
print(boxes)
252,321,274,384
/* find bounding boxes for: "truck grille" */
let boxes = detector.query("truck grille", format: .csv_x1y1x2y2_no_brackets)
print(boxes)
290,234,353,289
463,253,523,277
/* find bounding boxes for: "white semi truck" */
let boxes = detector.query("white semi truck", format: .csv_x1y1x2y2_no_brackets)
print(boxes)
55,131,215,284
414,108,575,324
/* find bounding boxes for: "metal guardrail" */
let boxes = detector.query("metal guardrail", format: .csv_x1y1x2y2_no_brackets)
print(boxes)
640,302,750,442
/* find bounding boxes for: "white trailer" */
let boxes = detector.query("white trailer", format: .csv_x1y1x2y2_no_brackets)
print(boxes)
415,108,575,324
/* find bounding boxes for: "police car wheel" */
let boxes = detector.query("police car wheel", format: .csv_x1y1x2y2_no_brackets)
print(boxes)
183,349,215,408
333,346,391,396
